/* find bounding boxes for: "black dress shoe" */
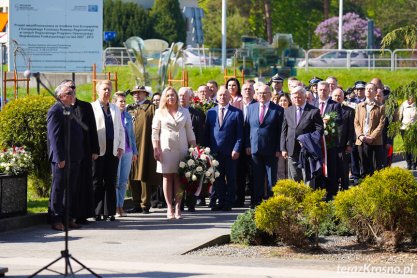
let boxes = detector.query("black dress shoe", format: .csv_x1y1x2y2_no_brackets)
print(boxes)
142,208,150,214
188,207,196,212
75,218,90,225
211,205,223,211
95,215,103,221
126,207,142,213
109,216,115,221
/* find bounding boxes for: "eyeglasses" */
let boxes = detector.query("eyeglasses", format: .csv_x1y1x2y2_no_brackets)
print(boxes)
62,91,74,97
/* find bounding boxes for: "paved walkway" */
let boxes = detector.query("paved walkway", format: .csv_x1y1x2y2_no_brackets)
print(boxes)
1,160,416,277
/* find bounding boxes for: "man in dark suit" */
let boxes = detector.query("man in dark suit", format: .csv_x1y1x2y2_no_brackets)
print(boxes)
315,81,343,199
59,80,100,225
235,81,257,207
47,83,84,231
245,84,284,207
205,87,243,211
332,88,355,190
281,86,324,183
179,87,207,211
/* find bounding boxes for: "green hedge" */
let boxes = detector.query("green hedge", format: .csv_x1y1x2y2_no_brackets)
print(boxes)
0,95,55,197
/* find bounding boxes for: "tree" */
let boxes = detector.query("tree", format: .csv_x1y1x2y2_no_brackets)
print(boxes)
104,0,152,47
151,0,186,43
315,12,381,49
381,24,417,50
201,1,248,49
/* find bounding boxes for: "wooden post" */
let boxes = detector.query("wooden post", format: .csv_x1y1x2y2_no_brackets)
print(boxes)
13,70,17,99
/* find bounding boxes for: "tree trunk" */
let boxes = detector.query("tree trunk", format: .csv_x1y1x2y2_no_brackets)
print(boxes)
323,0,330,19
264,0,273,44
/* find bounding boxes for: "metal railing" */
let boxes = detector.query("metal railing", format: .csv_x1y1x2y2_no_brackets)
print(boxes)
299,48,417,71
103,47,417,71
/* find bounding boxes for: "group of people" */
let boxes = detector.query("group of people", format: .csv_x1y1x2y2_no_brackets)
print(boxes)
46,73,415,230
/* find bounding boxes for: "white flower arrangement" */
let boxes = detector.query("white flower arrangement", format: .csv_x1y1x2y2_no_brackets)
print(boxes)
178,145,220,195
0,146,33,175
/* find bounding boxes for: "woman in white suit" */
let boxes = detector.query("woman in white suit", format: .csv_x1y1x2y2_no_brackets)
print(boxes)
91,80,125,221
152,87,196,219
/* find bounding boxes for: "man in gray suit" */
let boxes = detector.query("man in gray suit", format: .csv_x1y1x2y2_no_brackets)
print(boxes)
281,86,324,182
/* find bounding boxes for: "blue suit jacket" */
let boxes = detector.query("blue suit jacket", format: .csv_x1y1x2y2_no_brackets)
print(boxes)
204,105,243,155
47,102,84,163
245,101,284,155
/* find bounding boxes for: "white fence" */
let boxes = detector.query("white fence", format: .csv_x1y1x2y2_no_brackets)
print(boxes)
300,49,417,71
103,47,417,71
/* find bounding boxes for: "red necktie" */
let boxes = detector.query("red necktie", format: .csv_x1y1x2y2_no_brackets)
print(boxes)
259,104,265,124
320,102,325,115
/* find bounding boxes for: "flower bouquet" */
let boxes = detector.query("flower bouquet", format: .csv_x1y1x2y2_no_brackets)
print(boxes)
178,146,220,196
190,96,217,114
0,146,33,175
322,112,338,148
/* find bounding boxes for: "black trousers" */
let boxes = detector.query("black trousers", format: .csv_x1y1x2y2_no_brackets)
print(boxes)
92,141,119,217
236,151,253,205
358,144,383,177
50,161,81,224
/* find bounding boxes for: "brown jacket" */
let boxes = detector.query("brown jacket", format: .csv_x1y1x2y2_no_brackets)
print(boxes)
127,100,162,185
354,101,385,145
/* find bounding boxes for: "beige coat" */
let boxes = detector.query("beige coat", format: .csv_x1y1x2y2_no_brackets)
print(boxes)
152,107,196,173
354,102,385,145
127,100,161,185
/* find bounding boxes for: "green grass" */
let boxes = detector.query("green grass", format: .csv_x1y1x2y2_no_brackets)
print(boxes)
27,197,48,214
3,67,416,103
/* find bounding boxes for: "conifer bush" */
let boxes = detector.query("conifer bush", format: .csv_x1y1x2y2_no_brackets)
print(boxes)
254,179,330,248
230,209,267,245
334,167,417,251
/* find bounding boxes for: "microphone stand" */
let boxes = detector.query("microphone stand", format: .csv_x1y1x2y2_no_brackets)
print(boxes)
29,73,101,278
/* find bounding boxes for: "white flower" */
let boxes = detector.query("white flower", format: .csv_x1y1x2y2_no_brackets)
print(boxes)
331,129,335,133
185,172,191,178
188,147,194,153
200,154,207,160
212,160,219,167
210,178,215,183
205,171,211,177
323,114,330,120
208,167,214,173
192,174,197,181
204,147,211,154
187,159,195,166
196,166,203,172
324,130,329,136
179,161,186,168
214,171,220,178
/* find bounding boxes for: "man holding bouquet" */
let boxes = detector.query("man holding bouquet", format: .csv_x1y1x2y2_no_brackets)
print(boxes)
204,87,243,211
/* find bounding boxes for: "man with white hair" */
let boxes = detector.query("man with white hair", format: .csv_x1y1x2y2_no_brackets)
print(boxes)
326,76,338,93
281,86,324,183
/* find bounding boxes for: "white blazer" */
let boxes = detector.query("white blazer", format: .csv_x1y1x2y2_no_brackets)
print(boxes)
91,100,125,156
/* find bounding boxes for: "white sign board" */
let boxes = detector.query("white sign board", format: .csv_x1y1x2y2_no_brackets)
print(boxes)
8,0,103,72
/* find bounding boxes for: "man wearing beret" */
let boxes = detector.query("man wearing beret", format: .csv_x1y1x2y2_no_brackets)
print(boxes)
126,86,162,214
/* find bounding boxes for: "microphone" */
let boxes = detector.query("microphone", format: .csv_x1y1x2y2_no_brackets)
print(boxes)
23,70,40,78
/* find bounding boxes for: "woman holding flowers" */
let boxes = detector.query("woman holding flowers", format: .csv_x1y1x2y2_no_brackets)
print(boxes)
152,87,196,219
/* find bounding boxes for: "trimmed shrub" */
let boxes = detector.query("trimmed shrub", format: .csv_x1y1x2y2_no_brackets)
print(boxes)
272,178,312,202
0,96,55,197
319,201,354,236
334,167,417,251
255,195,308,247
230,209,267,245
254,179,330,248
